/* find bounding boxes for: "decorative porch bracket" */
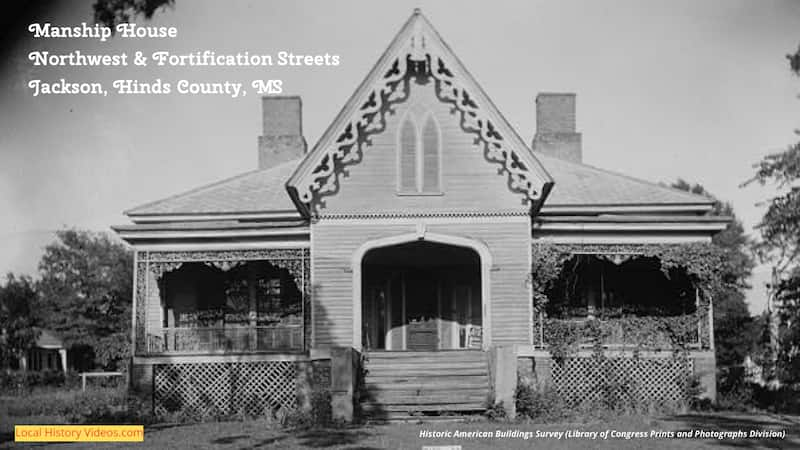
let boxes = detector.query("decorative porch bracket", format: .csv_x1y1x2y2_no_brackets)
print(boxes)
134,248,310,354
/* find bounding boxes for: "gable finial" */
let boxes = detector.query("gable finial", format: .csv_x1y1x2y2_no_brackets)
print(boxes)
410,14,426,60
413,8,422,15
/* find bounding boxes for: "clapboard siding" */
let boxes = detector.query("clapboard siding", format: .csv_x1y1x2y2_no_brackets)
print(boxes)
318,82,528,215
311,218,531,347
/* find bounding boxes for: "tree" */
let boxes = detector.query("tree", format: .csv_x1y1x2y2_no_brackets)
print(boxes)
671,180,757,378
36,229,133,371
93,0,174,29
745,43,800,385
0,274,39,370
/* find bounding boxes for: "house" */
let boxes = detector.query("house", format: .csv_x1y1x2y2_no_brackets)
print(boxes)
114,10,728,420
18,328,68,373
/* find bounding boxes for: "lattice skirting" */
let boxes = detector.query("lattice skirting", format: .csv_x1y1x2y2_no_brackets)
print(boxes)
153,361,297,417
552,357,693,406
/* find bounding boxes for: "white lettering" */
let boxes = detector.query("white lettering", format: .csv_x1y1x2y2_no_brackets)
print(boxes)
28,22,112,42
28,79,105,97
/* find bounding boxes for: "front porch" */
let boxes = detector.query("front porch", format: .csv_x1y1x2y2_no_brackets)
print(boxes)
134,248,310,356
361,241,483,351
531,248,713,352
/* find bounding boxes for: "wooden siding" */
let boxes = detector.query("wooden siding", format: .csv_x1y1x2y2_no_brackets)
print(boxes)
311,217,532,348
317,83,529,215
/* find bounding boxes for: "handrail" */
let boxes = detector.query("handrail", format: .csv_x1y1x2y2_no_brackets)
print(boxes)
146,324,303,354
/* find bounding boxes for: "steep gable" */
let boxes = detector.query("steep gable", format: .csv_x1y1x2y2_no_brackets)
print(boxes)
286,10,553,218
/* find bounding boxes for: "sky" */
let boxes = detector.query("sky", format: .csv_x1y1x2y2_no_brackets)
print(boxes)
1,0,799,314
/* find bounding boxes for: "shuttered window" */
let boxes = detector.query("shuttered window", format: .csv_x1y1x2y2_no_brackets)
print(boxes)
421,117,440,192
399,119,417,192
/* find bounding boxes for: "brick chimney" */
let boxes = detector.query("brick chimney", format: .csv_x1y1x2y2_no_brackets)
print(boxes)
258,96,307,170
532,93,582,163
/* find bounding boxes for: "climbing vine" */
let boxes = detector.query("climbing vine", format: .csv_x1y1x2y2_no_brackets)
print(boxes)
530,242,731,357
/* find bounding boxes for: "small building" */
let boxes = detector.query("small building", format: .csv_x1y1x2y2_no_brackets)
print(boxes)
20,328,68,373
115,10,728,420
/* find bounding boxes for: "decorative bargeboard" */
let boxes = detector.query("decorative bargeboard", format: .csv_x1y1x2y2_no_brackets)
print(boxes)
290,18,551,215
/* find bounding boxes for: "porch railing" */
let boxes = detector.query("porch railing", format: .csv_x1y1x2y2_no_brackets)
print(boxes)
537,314,701,350
145,325,303,354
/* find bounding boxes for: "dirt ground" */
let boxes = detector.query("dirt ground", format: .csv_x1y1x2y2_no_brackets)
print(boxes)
3,411,799,449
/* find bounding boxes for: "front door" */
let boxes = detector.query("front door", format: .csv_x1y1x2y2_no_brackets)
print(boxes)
361,241,483,351
405,271,439,350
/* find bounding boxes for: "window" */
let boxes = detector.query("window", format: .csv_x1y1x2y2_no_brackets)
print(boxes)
256,277,282,324
398,114,441,194
422,116,441,192
399,118,417,192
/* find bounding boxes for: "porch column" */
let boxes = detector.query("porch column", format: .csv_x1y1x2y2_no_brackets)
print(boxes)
134,252,174,355
59,348,67,374
248,264,258,351
143,261,165,353
708,295,715,351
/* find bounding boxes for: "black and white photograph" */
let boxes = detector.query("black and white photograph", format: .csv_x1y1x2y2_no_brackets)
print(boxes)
1,1,799,448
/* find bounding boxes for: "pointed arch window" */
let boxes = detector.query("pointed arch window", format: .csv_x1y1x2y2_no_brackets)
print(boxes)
399,118,417,192
421,116,441,192
397,114,442,194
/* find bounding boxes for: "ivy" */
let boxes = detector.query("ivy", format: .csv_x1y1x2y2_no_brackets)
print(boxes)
531,242,730,358
542,314,701,361
530,242,731,312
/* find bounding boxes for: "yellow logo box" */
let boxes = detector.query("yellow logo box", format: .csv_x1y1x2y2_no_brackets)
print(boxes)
15,425,144,442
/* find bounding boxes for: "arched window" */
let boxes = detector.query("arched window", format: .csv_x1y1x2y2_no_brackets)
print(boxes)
421,116,440,192
399,118,417,192
397,114,441,194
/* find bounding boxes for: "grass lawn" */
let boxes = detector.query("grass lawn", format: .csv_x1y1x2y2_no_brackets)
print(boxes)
3,412,798,449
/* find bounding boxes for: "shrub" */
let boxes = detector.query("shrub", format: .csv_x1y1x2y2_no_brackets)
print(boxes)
515,373,697,422
282,389,332,429
751,385,800,414
515,378,568,421
2,385,155,425
0,370,71,394
482,392,507,422
716,383,756,411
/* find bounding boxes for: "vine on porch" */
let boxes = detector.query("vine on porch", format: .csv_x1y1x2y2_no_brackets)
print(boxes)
530,242,731,359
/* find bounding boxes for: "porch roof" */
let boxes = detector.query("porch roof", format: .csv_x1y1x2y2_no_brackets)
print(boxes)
34,328,64,349
535,215,730,223
112,218,309,241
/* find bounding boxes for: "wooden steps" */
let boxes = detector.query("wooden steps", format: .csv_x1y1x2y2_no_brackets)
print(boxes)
359,350,489,422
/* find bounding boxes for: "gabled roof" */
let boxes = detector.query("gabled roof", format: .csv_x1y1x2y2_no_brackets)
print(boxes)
34,327,64,349
125,158,300,217
120,10,715,222
285,10,554,217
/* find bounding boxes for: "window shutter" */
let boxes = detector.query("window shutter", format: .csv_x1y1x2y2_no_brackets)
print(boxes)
399,119,417,191
422,117,440,192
